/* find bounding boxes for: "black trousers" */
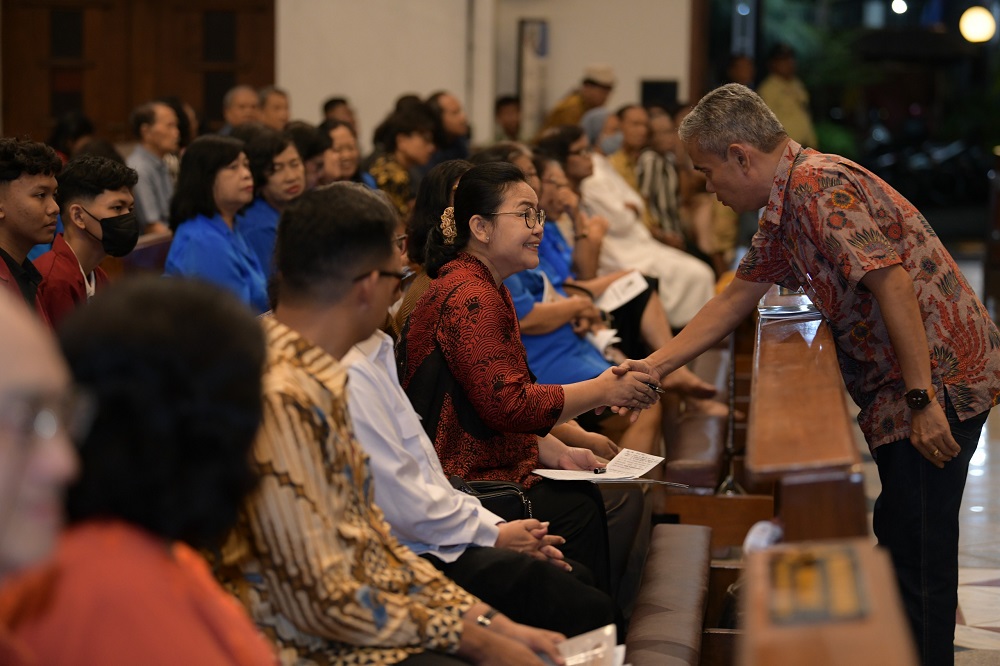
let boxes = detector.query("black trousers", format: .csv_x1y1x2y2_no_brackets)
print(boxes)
607,276,657,359
524,480,611,594
600,483,651,622
424,546,615,638
873,397,990,666
525,480,649,632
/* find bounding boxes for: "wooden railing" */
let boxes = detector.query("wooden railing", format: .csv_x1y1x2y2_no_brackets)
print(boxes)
745,287,868,541
737,286,916,666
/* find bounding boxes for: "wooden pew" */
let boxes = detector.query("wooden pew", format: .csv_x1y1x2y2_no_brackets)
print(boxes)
647,286,912,665
626,524,714,666
99,230,172,280
745,287,868,541
736,287,915,665
660,316,775,557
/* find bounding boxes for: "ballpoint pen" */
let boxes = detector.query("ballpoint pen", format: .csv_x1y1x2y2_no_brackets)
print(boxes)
643,382,665,394
593,468,606,474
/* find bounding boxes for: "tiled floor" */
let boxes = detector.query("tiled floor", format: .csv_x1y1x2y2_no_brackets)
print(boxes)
950,248,1000,654
955,410,1000,653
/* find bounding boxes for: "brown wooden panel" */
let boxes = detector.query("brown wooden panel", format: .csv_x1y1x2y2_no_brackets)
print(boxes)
662,493,774,552
702,629,739,666
778,470,869,542
706,562,742,629
3,0,274,142
3,3,52,141
128,0,162,108
82,3,130,142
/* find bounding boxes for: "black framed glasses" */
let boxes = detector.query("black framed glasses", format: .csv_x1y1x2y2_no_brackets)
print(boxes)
493,207,546,229
0,386,95,449
352,268,411,287
567,146,592,157
394,234,408,252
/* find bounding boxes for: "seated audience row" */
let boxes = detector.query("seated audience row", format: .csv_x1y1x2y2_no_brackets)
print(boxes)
0,183,651,664
0,72,726,665
398,162,658,612
216,183,597,664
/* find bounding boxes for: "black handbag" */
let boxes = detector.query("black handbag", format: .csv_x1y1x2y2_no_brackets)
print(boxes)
449,476,533,521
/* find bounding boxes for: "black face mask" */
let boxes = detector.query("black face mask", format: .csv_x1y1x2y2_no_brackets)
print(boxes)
80,207,140,257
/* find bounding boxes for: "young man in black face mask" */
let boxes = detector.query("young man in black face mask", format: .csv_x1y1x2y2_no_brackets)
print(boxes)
34,154,139,327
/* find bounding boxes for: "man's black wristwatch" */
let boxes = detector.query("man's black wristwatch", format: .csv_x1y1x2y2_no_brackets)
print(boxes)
905,387,935,411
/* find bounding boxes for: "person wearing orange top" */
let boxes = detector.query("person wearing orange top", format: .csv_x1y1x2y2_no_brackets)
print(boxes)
0,277,276,665
0,289,80,665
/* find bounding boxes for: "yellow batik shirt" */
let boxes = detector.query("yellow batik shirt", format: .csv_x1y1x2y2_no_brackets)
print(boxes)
217,317,477,666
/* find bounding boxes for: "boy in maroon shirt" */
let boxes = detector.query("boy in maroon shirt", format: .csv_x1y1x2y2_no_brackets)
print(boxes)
34,155,138,327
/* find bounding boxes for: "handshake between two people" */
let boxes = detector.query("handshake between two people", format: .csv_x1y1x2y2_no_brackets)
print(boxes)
593,358,662,423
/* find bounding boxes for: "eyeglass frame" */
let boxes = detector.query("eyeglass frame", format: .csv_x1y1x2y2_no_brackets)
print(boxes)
0,386,96,450
351,268,412,287
492,207,546,229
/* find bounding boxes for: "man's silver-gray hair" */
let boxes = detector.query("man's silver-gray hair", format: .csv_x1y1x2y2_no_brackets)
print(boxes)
679,83,787,159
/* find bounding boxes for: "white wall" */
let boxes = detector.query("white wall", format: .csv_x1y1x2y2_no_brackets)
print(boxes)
276,0,469,151
276,0,692,151
494,0,693,112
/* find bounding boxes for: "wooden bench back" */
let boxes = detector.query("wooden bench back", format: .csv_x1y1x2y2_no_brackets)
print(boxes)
100,231,173,281
746,286,867,542
739,288,914,665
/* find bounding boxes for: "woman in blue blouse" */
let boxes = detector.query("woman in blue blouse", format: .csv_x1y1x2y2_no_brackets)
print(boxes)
164,135,268,312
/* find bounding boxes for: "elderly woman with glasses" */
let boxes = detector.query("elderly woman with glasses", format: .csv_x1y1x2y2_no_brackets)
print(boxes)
164,135,268,313
398,162,659,603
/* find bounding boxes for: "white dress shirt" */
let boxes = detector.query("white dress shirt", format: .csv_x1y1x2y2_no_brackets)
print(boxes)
344,330,503,562
581,153,715,327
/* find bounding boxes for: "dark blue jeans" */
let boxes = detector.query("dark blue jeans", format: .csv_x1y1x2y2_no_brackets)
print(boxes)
872,395,989,666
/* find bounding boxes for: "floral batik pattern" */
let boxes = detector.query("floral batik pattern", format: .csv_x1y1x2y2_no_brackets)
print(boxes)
738,140,1000,449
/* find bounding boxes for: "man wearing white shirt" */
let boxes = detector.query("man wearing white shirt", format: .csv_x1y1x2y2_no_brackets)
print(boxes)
345,329,616,637
538,125,715,328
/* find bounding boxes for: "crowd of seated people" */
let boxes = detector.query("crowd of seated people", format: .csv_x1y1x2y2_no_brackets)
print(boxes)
0,67,736,664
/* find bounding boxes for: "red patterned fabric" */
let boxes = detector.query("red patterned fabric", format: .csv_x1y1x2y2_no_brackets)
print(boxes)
399,253,564,487
738,140,1000,449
